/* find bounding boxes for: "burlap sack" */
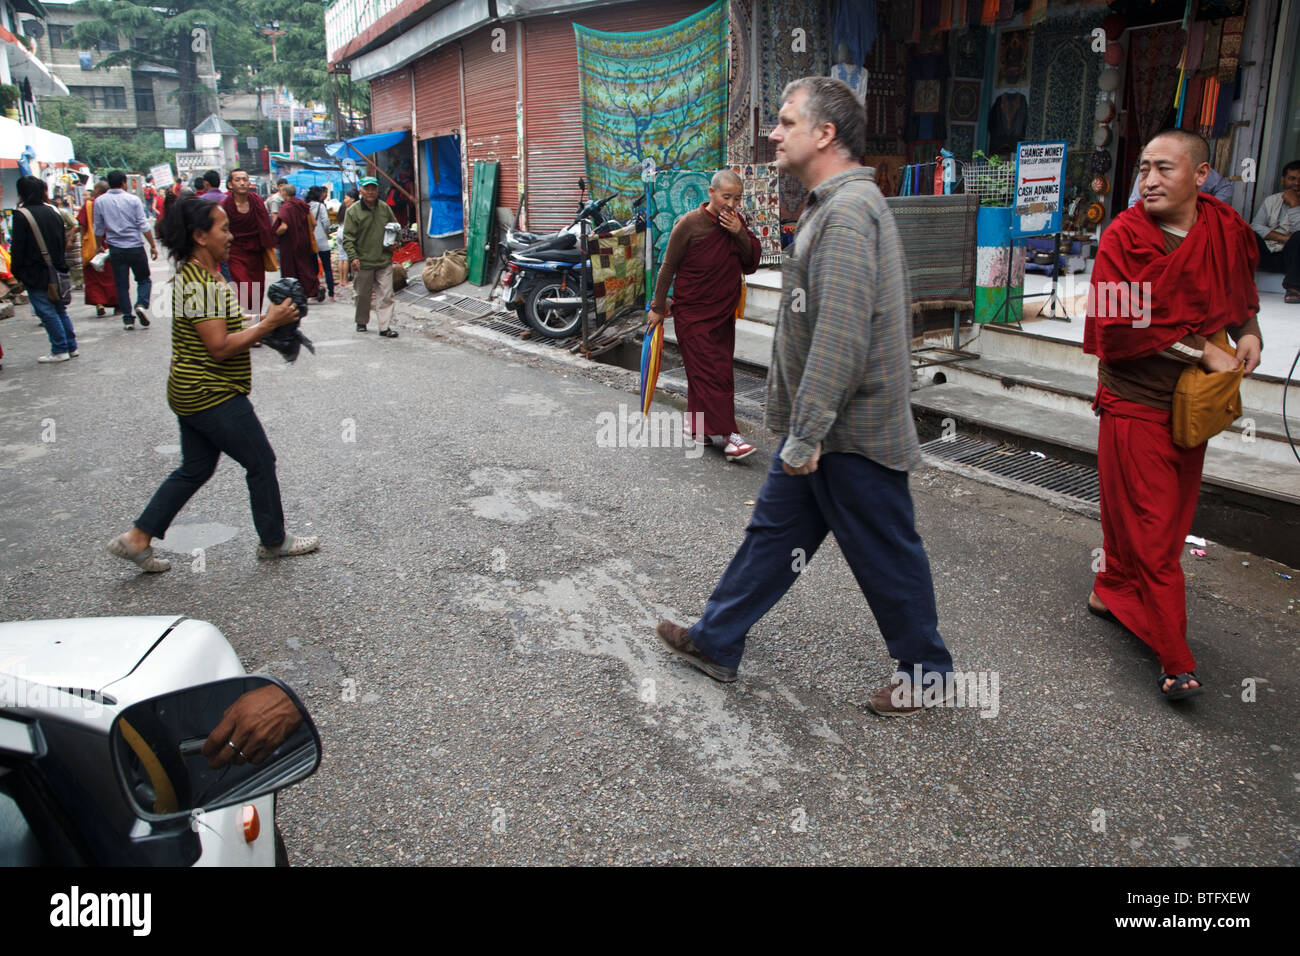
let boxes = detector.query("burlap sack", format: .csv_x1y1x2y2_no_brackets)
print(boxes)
421,249,469,292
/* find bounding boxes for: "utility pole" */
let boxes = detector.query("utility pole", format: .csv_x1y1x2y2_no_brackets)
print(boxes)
261,22,286,154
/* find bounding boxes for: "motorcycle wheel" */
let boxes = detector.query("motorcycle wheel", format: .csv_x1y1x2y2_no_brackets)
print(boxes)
523,278,584,338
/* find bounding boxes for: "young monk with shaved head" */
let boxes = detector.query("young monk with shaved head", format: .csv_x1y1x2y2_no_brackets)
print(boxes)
648,168,762,461
1085,128,1262,701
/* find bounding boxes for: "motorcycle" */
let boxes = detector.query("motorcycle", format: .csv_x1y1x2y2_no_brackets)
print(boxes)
501,194,646,339
497,178,622,264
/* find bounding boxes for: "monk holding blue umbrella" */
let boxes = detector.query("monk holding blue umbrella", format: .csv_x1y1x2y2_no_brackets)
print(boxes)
648,170,761,461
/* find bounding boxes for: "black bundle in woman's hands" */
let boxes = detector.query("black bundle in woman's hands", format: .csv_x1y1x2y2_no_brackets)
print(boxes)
263,277,315,362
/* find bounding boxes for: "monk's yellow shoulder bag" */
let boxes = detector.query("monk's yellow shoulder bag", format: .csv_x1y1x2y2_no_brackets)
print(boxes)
1171,329,1243,449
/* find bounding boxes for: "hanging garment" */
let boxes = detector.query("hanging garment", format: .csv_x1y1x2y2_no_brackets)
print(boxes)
987,92,1028,154
833,0,877,64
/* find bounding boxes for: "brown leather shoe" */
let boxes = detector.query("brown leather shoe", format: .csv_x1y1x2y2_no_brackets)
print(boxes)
655,620,737,682
866,677,954,717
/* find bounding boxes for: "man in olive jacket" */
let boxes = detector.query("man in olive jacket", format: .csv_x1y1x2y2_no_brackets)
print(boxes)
342,176,399,337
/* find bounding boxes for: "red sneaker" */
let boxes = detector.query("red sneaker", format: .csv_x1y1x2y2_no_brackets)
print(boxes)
723,433,756,461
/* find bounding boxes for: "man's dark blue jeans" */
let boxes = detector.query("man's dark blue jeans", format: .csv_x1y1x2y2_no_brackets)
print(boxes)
109,245,151,321
136,394,286,548
689,439,954,680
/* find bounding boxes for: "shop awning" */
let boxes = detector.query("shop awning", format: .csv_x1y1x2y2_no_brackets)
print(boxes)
325,130,410,161
0,116,74,165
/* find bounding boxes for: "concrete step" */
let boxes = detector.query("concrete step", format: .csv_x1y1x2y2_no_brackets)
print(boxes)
926,352,1298,465
662,316,772,370
744,268,782,313
912,381,1300,505
972,323,1293,418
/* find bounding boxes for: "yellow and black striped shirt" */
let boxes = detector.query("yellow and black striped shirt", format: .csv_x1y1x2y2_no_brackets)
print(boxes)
167,260,251,415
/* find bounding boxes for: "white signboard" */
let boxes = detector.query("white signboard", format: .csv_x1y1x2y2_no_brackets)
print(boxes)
149,163,174,189
163,128,188,150
174,149,224,186
1012,141,1067,238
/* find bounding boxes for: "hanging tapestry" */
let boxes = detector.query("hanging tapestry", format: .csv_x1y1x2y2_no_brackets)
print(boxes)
759,0,830,129
1217,12,1247,83
952,27,986,77
864,14,907,156
950,80,982,122
864,154,906,196
728,0,755,164
1127,22,1186,148
995,27,1032,87
779,171,809,248
729,162,782,265
948,123,976,163
650,170,712,271
590,219,647,321
575,2,728,223
1026,12,1106,149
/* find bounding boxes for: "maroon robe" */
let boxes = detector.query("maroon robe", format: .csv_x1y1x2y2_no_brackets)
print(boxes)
222,192,275,311
274,196,320,298
78,201,117,309
650,205,761,436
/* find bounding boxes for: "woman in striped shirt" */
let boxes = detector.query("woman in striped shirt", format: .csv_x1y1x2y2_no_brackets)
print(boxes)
107,198,319,573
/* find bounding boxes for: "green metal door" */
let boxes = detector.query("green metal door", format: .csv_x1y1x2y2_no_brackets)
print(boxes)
466,160,500,285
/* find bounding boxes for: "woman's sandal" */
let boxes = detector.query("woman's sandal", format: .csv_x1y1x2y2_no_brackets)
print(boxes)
1159,672,1203,701
107,534,172,573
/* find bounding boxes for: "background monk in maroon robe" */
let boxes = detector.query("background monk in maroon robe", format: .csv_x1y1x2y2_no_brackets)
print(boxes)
649,169,762,462
222,169,275,312
1084,128,1261,703
78,181,118,316
273,183,320,299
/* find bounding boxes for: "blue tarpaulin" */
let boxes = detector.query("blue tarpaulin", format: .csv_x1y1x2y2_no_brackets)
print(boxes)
325,130,410,161
425,135,463,238
284,167,352,200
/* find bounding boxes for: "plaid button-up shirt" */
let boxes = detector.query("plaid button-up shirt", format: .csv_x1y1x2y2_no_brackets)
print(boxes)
766,166,922,471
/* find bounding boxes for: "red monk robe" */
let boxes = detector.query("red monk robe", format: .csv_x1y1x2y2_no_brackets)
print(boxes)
650,204,761,437
222,191,275,312
78,199,117,310
1084,195,1259,678
274,195,320,299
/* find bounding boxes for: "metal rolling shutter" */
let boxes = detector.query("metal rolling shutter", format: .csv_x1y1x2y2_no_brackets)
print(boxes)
463,26,519,215
369,68,412,132
414,48,461,139
522,2,714,232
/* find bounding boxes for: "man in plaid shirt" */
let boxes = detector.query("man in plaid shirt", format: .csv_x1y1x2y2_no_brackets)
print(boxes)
657,77,956,716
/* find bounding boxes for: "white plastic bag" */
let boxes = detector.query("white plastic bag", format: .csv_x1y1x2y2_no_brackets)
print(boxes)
90,250,110,272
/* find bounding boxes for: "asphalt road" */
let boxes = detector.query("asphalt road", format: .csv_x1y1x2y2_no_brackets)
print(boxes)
1,267,1296,865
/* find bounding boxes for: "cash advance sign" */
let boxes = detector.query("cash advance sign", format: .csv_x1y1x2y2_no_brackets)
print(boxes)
1011,141,1067,238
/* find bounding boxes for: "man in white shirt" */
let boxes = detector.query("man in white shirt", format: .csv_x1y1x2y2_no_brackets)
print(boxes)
94,169,158,329
1250,160,1300,303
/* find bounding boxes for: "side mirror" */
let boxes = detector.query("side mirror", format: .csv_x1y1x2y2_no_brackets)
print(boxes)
110,676,320,823
577,177,586,191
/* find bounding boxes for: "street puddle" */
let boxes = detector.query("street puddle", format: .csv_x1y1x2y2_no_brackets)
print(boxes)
157,522,241,553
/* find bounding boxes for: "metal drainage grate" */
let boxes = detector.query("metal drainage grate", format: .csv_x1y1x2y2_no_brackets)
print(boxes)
466,309,580,350
420,293,503,321
921,435,1100,504
658,365,769,405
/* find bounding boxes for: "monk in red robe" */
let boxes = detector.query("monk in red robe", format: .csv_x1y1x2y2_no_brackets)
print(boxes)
1084,129,1262,702
273,184,320,300
649,170,762,462
78,181,118,315
222,168,275,312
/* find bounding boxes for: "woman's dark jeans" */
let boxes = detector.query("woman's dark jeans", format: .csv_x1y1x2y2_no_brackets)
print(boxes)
136,394,285,548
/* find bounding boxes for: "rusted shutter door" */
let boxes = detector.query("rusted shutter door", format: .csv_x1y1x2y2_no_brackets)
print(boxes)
523,18,584,232
414,48,460,139
463,26,519,215
522,1,714,231
370,68,412,133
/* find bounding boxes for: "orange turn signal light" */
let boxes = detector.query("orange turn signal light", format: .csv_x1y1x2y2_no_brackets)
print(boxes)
242,804,261,843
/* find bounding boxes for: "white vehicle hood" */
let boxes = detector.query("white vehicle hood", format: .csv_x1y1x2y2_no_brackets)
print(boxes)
0,616,184,692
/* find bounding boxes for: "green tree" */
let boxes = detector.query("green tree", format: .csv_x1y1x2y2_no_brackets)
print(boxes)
71,0,261,131
38,94,88,137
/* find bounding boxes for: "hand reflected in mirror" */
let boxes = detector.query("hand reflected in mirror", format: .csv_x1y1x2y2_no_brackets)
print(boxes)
200,684,303,770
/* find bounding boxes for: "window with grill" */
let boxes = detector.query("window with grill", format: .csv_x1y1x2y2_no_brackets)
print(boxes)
48,24,75,47
134,87,155,112
68,86,128,110
97,33,120,52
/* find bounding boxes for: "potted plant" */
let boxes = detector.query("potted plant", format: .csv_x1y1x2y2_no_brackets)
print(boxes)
0,83,20,120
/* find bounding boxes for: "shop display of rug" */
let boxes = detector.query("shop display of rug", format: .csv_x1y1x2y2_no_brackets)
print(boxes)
727,0,754,164
1026,11,1106,149
779,171,809,247
1127,22,1186,148
590,220,647,321
576,1,728,221
726,163,781,265
650,170,712,271
759,0,830,129
950,79,982,123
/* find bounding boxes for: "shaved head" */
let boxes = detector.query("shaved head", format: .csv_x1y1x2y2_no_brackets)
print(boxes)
711,169,742,190
1147,129,1210,168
